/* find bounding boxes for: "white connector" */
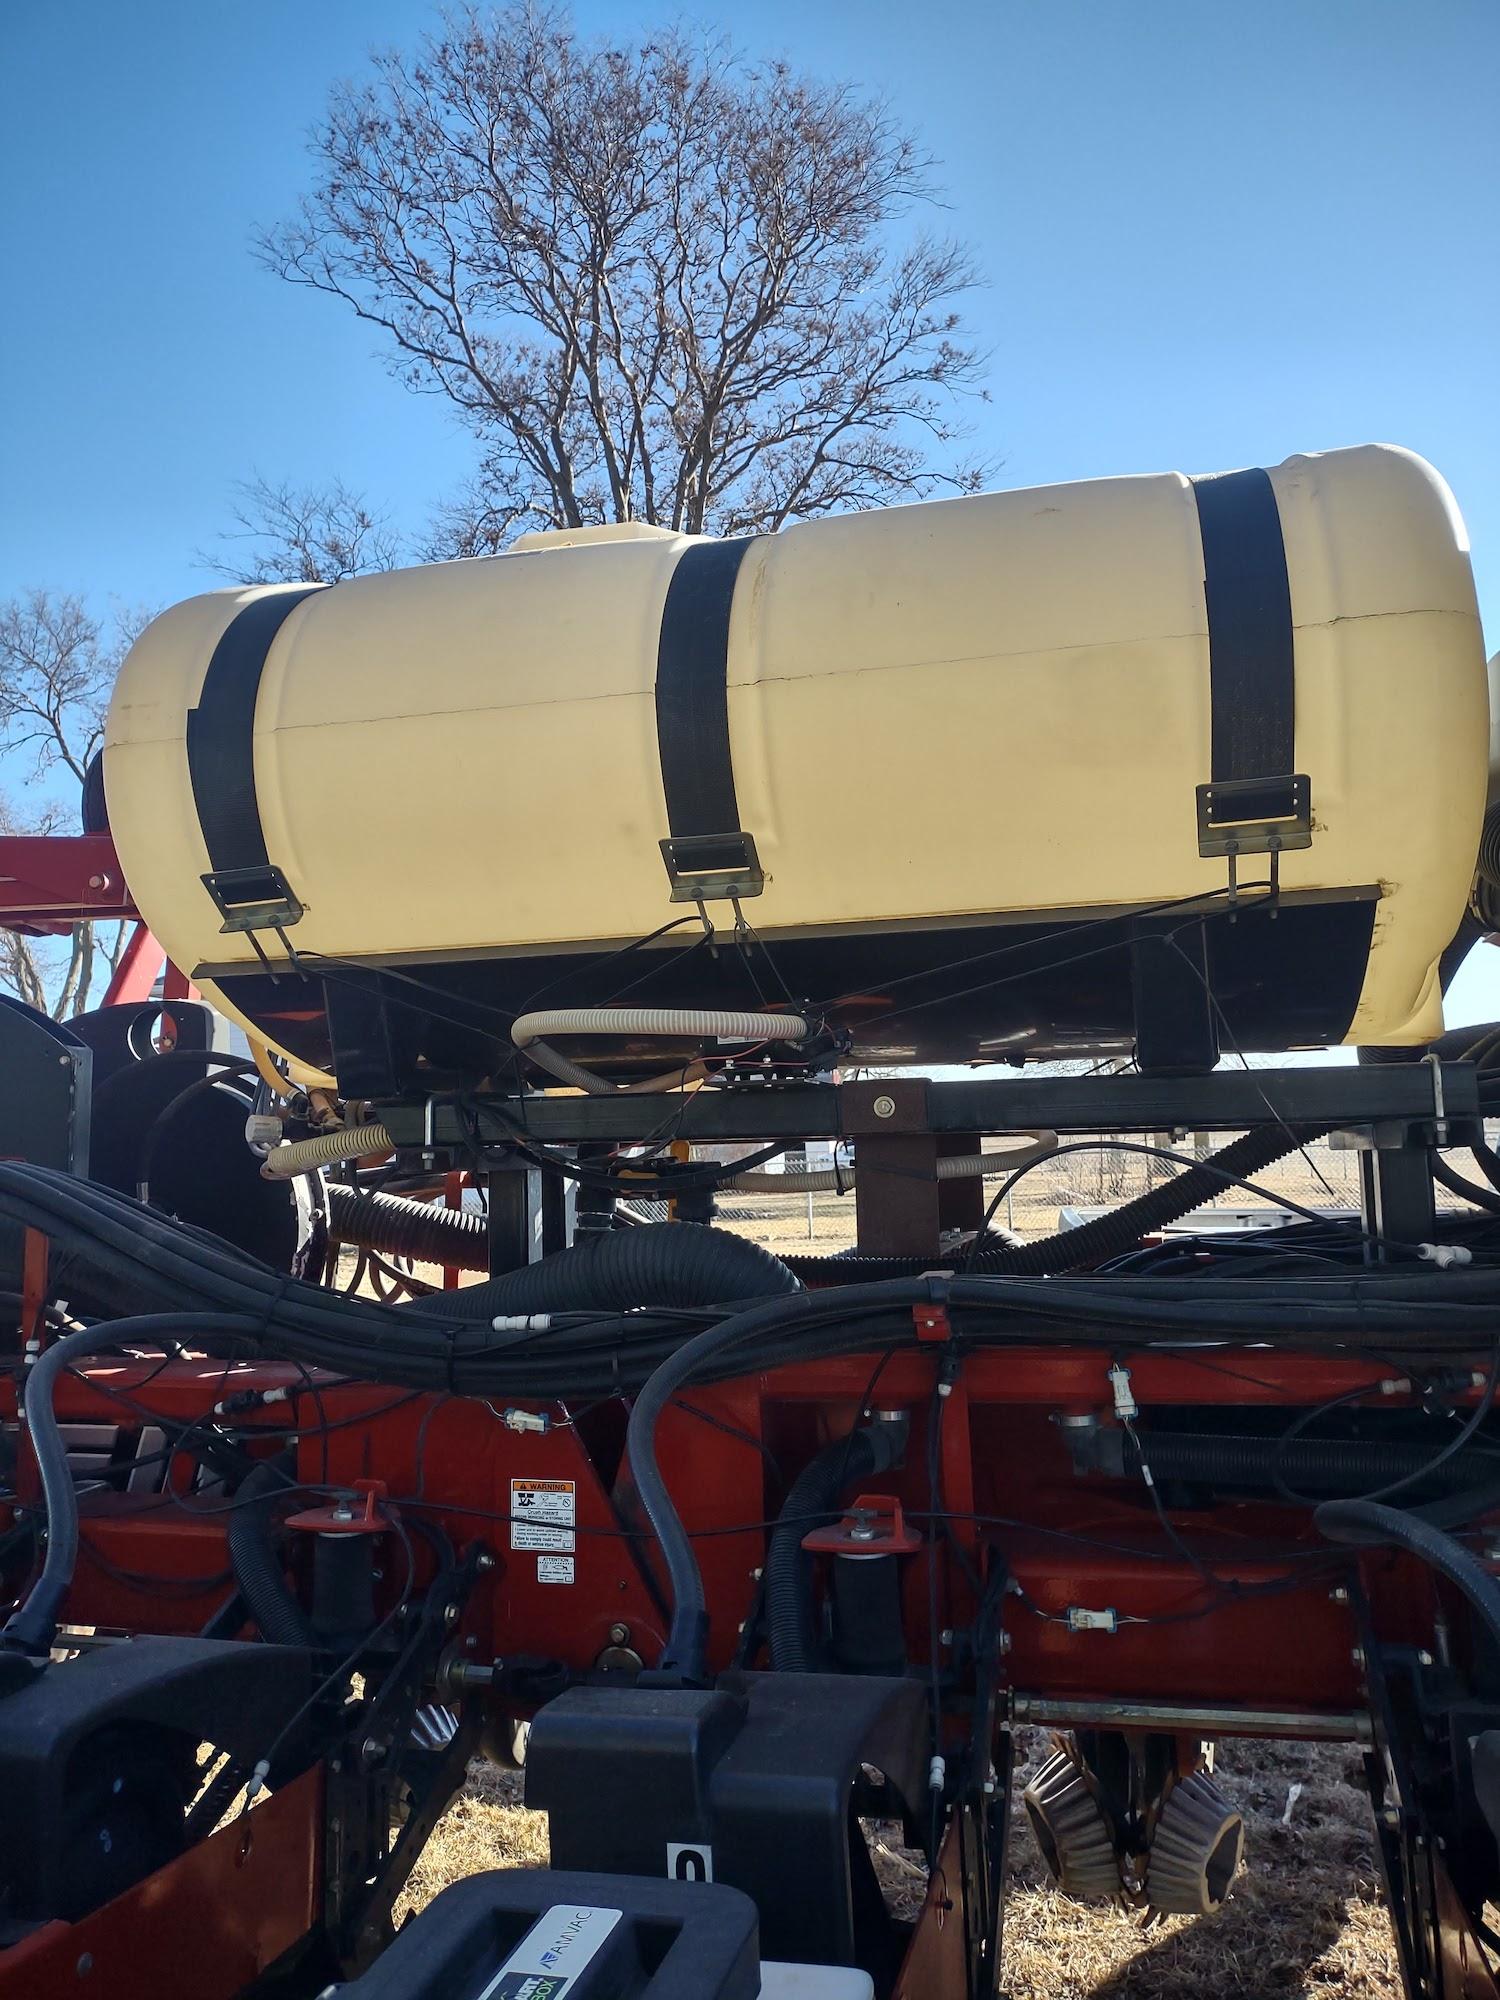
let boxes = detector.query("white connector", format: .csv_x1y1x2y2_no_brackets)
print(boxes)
500,1408,551,1435
1416,1243,1472,1268
491,1314,553,1333
1107,1363,1137,1422
1065,1606,1119,1633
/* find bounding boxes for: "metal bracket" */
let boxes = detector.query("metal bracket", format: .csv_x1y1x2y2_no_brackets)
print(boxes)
200,863,304,935
1195,774,1312,860
659,831,764,904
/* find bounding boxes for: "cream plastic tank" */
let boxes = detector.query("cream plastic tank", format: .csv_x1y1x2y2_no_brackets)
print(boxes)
103,444,1489,1089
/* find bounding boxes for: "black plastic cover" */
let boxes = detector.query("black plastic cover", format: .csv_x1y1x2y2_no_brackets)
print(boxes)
334,1868,760,1999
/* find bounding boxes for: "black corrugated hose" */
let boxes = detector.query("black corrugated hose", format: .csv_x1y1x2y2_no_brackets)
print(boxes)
763,1423,906,1671
226,1452,318,1648
400,1220,801,1321
1315,1498,1500,1654
325,1184,488,1273
786,1122,1320,1283
1121,1428,1499,1499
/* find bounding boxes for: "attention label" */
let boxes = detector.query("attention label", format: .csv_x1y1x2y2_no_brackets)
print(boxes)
510,1477,576,1552
536,1555,575,1586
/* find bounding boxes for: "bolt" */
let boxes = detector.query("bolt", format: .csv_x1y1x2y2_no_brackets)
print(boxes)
1351,1646,1365,1669
87,874,106,891
76,1953,94,1977
1329,1586,1350,1604
608,1622,630,1645
872,1094,897,1119
1417,1649,1435,1668
465,1634,478,1650
360,1737,385,1770
849,1508,878,1543
999,1632,1012,1654
477,1550,497,1572
1381,1806,1401,1830
443,1603,460,1627
940,1628,955,1648
749,1567,763,1581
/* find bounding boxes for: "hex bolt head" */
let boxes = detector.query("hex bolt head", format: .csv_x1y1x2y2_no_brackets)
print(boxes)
1416,1649,1435,1668
872,1094,897,1119
608,1622,630,1645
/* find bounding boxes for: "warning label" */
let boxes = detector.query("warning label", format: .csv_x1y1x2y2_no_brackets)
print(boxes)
510,1477,576,1552
537,1555,575,1585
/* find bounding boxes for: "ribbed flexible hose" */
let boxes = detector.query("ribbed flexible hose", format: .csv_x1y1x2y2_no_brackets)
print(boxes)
1315,1497,1500,1653
1121,1428,1498,1498
226,1453,318,1647
512,1007,812,1094
764,1425,904,1671
325,1184,488,1272
784,1124,1318,1283
263,1121,393,1180
403,1220,800,1321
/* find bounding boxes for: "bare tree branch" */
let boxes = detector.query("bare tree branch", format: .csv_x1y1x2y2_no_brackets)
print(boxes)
257,3,991,550
0,607,150,1017
202,475,404,583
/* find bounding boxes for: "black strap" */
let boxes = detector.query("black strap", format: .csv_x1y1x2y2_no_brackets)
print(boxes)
1189,467,1295,793
186,587,323,875
654,539,755,839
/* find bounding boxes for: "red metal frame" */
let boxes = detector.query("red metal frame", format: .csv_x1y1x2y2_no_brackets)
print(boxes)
0,832,135,935
3,1766,322,2000
10,1343,1480,1720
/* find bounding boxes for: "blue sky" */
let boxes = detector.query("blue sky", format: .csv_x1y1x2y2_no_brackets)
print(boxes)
3,0,1499,1020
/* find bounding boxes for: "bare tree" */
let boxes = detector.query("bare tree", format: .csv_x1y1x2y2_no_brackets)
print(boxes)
0,592,142,1017
205,474,403,583
259,4,989,554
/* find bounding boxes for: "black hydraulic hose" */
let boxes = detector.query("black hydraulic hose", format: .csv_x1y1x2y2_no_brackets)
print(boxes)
226,1451,318,1647
1315,1497,1500,1654
1432,1154,1500,1216
764,1425,904,1671
1120,1428,1500,1499
970,1124,1320,1275
325,1184,489,1273
402,1222,800,1322
1,1313,261,1657
785,1125,1318,1284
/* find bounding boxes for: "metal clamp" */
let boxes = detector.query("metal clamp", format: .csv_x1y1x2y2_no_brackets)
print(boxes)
200,863,304,935
659,831,764,904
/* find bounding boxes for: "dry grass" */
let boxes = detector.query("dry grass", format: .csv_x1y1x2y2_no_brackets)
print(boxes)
403,1734,1400,1996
